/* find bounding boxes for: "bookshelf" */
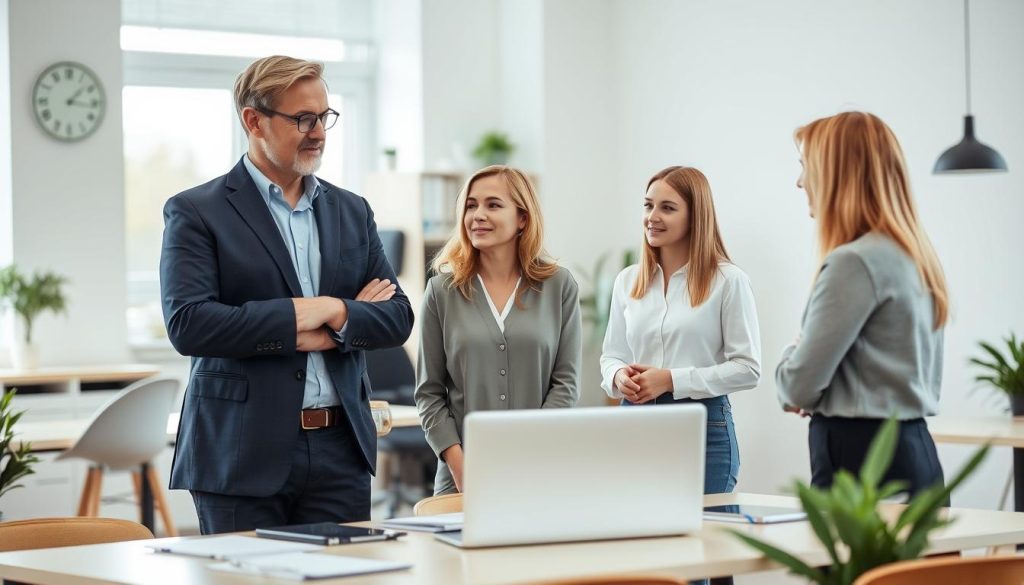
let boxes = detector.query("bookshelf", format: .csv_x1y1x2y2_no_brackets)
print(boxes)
363,172,465,358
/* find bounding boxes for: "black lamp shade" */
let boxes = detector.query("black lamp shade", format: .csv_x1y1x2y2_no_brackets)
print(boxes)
934,115,1008,173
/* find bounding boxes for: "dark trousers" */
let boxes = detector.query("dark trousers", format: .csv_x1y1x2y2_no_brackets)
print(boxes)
809,415,945,499
191,424,371,534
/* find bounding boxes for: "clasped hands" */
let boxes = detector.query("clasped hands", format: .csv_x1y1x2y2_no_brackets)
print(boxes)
293,278,397,351
614,365,674,404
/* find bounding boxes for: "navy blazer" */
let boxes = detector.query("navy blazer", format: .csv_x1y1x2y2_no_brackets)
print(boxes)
160,158,413,497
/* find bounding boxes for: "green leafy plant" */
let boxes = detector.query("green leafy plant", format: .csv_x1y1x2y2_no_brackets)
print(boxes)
729,419,988,585
575,249,636,348
970,333,1024,396
0,264,68,344
472,131,515,165
1,389,39,502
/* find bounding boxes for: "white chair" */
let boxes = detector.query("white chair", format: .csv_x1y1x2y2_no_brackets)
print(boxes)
56,377,180,536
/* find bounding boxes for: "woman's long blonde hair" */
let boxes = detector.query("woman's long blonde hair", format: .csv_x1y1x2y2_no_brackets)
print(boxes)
431,165,558,303
796,111,948,328
631,166,730,306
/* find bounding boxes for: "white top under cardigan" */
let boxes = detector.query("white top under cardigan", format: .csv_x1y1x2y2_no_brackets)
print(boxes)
600,263,762,400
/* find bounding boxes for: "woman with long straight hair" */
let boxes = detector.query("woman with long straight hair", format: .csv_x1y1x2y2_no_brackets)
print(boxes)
415,165,582,495
600,166,761,497
778,111,949,496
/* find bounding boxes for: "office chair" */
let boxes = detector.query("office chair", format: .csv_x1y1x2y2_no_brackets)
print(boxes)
853,555,1024,585
413,493,462,516
56,377,180,536
540,577,686,585
0,517,153,552
366,346,437,517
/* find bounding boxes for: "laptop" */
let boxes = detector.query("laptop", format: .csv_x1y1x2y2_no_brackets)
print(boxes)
435,404,706,548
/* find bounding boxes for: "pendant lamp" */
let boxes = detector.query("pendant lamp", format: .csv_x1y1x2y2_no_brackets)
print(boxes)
933,0,1007,173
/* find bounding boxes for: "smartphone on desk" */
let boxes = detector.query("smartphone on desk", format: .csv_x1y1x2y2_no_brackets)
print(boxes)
256,522,405,545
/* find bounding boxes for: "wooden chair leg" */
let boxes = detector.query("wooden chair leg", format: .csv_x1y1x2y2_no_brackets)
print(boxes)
76,468,95,516
145,465,178,537
131,471,142,500
87,467,104,517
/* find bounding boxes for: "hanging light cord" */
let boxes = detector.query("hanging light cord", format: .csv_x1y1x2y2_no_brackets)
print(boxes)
964,0,972,114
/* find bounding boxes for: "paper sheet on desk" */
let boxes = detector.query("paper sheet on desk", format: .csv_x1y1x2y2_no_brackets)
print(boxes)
147,535,322,559
378,512,464,532
209,552,411,580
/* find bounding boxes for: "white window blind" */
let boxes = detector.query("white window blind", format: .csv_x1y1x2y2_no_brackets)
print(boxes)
123,0,373,42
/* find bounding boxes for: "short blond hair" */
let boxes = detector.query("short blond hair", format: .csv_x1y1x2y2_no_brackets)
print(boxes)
233,56,324,131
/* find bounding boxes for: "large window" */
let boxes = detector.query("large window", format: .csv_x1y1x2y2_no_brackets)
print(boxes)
122,27,373,346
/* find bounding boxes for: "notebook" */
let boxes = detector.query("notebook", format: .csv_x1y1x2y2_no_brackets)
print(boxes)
378,513,464,533
209,552,411,581
256,522,404,545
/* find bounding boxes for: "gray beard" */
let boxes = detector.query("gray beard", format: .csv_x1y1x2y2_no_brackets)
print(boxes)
262,142,322,177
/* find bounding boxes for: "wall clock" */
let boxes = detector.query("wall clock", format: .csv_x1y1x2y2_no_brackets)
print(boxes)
32,61,106,142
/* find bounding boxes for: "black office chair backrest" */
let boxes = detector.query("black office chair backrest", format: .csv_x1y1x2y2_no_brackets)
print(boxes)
378,230,405,275
365,346,416,405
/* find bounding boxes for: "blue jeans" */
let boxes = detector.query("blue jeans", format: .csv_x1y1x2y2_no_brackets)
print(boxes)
623,394,738,585
623,393,739,494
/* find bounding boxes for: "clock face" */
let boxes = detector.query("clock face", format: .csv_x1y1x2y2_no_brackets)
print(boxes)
32,62,106,142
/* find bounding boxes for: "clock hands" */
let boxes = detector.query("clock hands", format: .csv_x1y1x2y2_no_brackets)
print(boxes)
65,87,86,106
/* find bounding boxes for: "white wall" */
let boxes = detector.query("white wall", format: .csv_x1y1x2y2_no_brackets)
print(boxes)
7,0,128,366
375,0,425,172
602,0,1024,507
0,0,12,266
421,0,501,171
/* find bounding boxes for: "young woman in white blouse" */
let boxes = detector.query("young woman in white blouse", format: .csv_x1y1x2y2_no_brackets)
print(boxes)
601,165,761,495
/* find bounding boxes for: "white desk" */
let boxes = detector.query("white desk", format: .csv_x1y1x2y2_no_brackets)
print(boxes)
11,406,422,534
13,406,422,453
1,493,1023,584
928,415,1024,514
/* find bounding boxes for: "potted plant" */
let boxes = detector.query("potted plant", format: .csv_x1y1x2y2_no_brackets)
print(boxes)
0,265,69,370
970,333,1024,416
472,131,515,166
0,388,39,521
381,147,398,171
729,418,988,585
575,248,637,349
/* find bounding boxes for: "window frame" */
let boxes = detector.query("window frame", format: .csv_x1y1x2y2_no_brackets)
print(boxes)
122,49,374,349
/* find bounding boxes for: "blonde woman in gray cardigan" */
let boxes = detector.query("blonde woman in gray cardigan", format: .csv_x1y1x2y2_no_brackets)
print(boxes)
414,165,582,495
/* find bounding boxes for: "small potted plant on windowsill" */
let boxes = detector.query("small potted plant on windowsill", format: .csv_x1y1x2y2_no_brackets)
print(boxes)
0,265,68,370
729,418,988,585
472,131,515,166
0,388,39,521
971,333,1024,416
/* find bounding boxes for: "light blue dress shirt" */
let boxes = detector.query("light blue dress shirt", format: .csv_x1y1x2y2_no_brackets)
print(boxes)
243,154,339,408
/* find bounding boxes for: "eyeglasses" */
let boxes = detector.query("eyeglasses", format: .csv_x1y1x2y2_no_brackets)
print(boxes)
256,107,339,133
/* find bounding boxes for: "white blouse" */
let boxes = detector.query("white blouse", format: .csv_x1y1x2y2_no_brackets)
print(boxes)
600,263,762,400
477,274,521,334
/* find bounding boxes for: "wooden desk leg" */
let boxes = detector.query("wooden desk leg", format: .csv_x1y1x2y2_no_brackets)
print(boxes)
140,462,155,533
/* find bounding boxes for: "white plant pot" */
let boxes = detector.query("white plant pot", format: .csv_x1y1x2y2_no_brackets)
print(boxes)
10,340,39,370
10,318,39,370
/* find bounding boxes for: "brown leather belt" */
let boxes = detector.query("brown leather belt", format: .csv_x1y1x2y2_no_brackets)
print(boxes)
301,407,342,430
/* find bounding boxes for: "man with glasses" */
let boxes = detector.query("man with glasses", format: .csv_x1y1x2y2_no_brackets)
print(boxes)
160,55,413,533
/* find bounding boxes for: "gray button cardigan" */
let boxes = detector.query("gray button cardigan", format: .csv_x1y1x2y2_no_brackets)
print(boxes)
414,266,582,494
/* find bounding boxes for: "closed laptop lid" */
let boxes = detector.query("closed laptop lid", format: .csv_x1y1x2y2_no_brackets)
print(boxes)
460,404,706,547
